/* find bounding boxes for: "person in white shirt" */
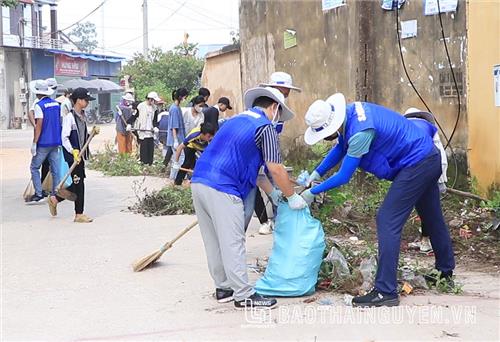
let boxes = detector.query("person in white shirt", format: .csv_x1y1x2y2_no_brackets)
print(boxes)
133,91,160,165
183,95,206,134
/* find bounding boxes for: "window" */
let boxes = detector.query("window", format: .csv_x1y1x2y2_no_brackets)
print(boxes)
2,7,11,35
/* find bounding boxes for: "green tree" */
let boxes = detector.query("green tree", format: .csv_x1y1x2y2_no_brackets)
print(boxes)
173,42,199,57
1,0,18,8
121,46,204,105
68,21,98,53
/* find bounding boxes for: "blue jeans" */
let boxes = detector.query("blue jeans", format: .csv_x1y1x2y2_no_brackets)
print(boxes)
375,148,455,295
30,146,61,196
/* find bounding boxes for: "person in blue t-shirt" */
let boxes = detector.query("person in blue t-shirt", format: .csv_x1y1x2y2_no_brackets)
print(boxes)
27,80,62,204
163,88,189,179
300,94,455,308
191,86,307,309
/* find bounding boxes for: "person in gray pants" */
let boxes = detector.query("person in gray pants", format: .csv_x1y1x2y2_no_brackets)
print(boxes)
191,86,307,309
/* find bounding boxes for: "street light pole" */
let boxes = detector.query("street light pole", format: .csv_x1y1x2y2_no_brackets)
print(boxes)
142,0,148,55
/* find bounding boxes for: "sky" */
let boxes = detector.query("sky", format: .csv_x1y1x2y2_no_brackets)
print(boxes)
51,0,240,59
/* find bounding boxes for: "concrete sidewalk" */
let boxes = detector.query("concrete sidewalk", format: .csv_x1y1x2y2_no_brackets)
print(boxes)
1,126,499,341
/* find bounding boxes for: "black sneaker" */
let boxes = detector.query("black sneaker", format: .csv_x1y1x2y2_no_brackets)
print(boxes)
42,190,49,198
352,289,400,308
234,293,277,309
215,288,234,303
26,194,46,205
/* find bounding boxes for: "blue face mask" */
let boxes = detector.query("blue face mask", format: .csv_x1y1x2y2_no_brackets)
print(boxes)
274,121,284,135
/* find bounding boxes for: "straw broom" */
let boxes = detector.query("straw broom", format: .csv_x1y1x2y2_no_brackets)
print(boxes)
133,220,198,272
55,126,100,201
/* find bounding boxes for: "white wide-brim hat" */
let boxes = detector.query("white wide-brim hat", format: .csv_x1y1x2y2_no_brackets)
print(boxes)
304,93,346,145
404,107,436,124
244,86,295,122
33,80,55,96
259,71,302,92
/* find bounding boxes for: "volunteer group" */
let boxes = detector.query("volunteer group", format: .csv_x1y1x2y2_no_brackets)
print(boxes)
27,72,455,310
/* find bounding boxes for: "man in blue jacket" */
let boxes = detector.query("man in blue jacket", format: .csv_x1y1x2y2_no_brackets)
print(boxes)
301,94,455,307
27,80,61,204
191,86,307,309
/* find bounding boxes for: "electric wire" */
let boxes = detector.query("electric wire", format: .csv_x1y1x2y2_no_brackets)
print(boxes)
395,3,459,189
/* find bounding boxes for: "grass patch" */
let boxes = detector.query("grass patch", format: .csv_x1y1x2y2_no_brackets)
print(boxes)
88,144,165,177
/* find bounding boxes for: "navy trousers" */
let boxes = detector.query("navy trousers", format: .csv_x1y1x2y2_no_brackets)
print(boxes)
375,148,455,295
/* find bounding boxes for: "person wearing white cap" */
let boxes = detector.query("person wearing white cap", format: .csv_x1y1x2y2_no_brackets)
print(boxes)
27,80,61,204
132,91,161,165
300,95,455,308
115,93,136,154
190,86,306,309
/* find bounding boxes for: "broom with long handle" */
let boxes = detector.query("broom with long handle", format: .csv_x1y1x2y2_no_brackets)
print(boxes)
133,220,198,272
56,126,100,201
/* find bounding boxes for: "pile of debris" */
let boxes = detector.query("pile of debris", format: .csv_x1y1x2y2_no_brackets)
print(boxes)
129,185,194,216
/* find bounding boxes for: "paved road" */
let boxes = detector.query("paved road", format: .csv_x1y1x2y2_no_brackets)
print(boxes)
1,126,499,341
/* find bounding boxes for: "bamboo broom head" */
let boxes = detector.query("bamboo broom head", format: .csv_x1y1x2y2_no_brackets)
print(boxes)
132,249,164,272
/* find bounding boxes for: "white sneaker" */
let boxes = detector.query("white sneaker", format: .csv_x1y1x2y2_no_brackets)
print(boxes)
419,236,433,253
258,221,273,235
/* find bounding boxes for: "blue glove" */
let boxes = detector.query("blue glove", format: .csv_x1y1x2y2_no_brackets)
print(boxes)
301,189,315,205
269,188,282,205
287,193,308,210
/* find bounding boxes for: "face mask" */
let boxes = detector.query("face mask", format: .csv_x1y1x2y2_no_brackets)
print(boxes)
271,104,281,125
194,106,202,113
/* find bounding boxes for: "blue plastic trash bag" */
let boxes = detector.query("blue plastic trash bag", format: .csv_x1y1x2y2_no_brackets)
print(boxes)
255,202,326,297
58,148,72,188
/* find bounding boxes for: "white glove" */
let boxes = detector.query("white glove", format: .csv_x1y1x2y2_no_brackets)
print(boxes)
301,189,316,205
116,105,123,116
306,170,321,187
153,127,159,135
438,182,447,194
172,161,181,170
126,124,132,132
30,143,37,156
287,193,308,210
269,188,283,206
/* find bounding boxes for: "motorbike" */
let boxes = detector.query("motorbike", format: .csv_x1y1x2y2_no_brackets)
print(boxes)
86,108,114,124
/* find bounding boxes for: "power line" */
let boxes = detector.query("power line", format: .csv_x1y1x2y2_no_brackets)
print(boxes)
149,0,235,30
107,0,188,49
58,0,108,34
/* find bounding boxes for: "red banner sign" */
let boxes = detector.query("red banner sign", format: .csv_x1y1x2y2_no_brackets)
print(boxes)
55,54,88,77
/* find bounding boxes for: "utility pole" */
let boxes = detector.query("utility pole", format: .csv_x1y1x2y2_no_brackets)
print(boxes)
142,0,149,55
101,0,105,50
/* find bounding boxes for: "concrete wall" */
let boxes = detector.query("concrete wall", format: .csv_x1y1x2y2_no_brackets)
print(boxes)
239,0,468,155
201,47,242,116
466,1,500,194
0,48,31,129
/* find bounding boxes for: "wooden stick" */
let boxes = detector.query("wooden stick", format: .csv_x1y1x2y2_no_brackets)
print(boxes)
56,126,100,191
180,167,193,174
160,221,198,252
447,187,487,202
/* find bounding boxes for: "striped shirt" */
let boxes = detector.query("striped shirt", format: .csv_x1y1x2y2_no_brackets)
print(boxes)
255,124,282,163
183,127,209,152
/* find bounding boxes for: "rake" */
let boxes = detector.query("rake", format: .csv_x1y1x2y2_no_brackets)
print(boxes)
132,220,198,272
